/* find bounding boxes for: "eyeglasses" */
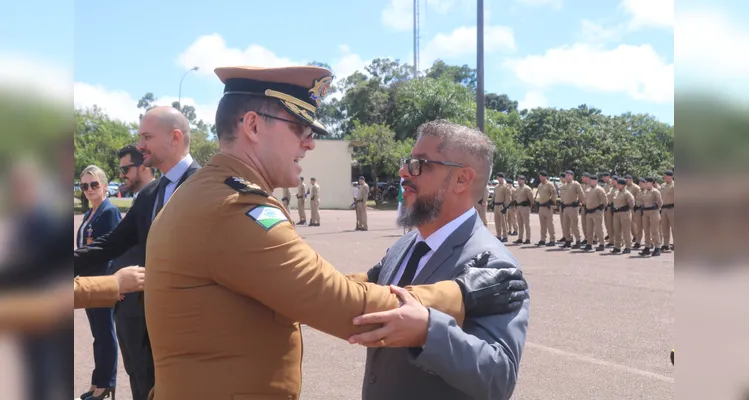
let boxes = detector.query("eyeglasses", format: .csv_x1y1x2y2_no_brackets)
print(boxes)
120,163,142,175
241,113,316,141
399,158,464,176
81,181,101,191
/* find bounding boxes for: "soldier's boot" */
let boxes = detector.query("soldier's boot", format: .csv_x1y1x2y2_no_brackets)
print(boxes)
557,238,566,243
581,240,588,245
622,248,631,254
546,241,556,247
670,244,674,251
652,248,661,256
596,244,605,252
536,240,546,246
583,244,593,251
661,245,669,251
523,239,531,245
633,242,641,249
610,248,621,254
501,237,508,242
571,241,582,249
606,243,615,247
513,239,523,244
639,247,651,256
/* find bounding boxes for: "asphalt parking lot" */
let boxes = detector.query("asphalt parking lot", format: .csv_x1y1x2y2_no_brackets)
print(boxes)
73,208,673,399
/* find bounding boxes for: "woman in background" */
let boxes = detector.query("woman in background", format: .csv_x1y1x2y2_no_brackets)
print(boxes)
76,165,122,400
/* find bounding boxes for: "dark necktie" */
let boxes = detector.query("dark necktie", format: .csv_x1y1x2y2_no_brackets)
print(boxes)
397,241,431,287
153,176,170,220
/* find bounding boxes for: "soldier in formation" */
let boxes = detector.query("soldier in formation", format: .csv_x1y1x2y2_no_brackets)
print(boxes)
309,177,321,226
512,176,534,245
492,173,512,242
355,176,369,231
296,176,307,225
535,171,557,246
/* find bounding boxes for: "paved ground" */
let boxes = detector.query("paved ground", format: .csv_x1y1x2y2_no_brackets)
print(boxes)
73,209,674,399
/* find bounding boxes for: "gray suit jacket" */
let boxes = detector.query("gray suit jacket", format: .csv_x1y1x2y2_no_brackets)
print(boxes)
362,211,530,400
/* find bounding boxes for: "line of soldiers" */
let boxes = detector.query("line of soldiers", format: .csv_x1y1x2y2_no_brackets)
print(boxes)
486,170,675,257
281,176,321,226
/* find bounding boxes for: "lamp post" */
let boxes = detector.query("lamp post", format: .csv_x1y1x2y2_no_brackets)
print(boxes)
477,0,485,133
178,66,199,108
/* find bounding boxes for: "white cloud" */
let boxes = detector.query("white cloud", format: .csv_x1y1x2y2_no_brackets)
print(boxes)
382,0,455,31
421,25,516,66
515,0,562,9
331,45,369,81
504,43,673,104
620,0,674,30
73,82,218,125
579,19,623,44
518,90,548,110
0,53,72,103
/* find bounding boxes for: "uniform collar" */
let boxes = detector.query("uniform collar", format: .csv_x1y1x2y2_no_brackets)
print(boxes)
208,152,272,192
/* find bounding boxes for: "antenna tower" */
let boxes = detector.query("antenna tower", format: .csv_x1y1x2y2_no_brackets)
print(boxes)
413,0,420,78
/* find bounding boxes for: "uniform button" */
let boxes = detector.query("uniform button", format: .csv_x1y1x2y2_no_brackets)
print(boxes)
368,374,377,384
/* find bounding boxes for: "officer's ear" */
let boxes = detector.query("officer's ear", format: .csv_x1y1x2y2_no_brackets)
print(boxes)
240,111,262,143
454,167,476,195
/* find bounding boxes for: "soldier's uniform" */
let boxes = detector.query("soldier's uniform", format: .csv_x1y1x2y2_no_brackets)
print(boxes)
282,187,291,209
560,171,585,248
506,179,518,235
535,172,557,246
580,173,592,244
492,174,511,242
309,178,321,226
476,184,489,226
601,172,615,246
296,178,307,225
660,170,675,251
557,172,567,243
625,175,641,239
639,177,663,256
356,177,369,231
512,176,534,244
143,66,468,400
583,175,607,251
611,178,635,254
632,178,645,249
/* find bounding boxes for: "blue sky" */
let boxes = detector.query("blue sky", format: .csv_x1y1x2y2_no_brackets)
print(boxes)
4,0,681,126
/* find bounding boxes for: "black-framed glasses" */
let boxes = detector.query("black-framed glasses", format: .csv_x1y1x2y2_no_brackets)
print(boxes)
81,181,101,191
241,113,316,140
399,158,464,176
120,163,141,175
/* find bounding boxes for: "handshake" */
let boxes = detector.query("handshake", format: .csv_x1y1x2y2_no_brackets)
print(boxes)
367,251,529,317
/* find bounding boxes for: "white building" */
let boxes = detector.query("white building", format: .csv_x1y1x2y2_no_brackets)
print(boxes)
271,139,356,210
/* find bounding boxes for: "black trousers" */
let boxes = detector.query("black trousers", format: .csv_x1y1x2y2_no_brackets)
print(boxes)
114,298,154,400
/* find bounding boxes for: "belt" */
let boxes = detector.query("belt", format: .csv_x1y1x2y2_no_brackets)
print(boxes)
633,206,641,211
613,205,630,212
584,205,604,213
561,201,579,209
662,204,674,209
539,201,553,207
517,201,531,207
642,205,659,211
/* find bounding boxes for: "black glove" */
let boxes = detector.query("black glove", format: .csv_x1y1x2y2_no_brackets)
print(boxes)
454,251,529,317
366,262,382,283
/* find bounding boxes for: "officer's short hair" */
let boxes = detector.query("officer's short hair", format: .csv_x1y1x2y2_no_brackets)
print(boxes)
215,95,282,143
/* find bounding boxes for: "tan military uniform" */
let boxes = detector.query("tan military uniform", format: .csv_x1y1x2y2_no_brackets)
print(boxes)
584,185,607,246
582,182,593,242
492,182,511,238
513,185,534,242
507,184,518,234
144,153,465,400
536,181,557,243
633,189,644,245
476,185,489,226
356,182,369,230
560,180,585,243
626,183,641,238
558,181,569,239
660,181,674,247
296,181,307,223
74,276,120,309
282,187,291,209
612,188,635,250
641,188,663,248
604,181,616,245
310,182,321,225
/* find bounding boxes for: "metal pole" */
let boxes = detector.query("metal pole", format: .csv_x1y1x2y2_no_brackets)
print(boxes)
178,66,199,108
477,0,485,133
413,0,418,78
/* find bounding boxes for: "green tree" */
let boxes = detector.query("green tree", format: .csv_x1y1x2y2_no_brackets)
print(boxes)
345,121,402,206
74,106,138,181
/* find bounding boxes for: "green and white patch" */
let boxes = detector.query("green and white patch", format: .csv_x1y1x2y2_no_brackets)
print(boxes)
246,205,288,230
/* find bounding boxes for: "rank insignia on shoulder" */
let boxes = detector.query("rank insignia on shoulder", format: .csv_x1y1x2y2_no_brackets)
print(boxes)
246,205,288,230
225,177,268,196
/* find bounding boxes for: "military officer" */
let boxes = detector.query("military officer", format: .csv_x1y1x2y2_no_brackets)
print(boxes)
580,173,593,245
639,177,663,256
610,178,634,254
632,177,645,249
583,175,607,251
559,170,585,249
476,182,489,226
506,178,518,236
512,176,534,244
356,176,369,231
296,176,307,225
660,170,675,251
535,171,557,246
309,177,321,226
492,172,511,242
625,174,641,239
557,172,568,244
282,187,291,209
143,65,528,400
601,172,615,246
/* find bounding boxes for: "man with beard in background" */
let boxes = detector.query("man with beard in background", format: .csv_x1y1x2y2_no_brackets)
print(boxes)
117,144,155,199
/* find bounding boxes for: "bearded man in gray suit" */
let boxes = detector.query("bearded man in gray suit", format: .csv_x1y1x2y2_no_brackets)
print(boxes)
348,120,531,400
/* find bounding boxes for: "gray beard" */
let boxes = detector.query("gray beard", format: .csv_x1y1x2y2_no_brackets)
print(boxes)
397,185,447,229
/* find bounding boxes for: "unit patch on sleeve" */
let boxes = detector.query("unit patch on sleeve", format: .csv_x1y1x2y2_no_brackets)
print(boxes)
246,205,288,230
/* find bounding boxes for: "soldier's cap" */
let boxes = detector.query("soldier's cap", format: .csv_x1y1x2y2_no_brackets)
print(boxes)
638,177,646,183
507,178,514,183
496,172,505,178
539,171,548,177
517,175,526,180
311,177,316,180
559,172,566,178
612,175,620,180
214,65,334,136
589,174,599,180
617,178,627,185
665,170,674,176
625,174,633,179
583,172,591,178
565,170,574,175
601,172,610,177
645,176,655,183
358,176,365,180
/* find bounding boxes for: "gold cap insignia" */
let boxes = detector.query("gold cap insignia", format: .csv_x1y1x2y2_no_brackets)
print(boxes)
308,76,333,107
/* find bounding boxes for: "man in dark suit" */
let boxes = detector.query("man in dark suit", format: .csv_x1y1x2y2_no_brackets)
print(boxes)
349,120,530,400
75,106,200,400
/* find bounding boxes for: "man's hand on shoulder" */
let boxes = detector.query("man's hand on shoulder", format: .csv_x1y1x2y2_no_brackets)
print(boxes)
347,285,429,348
454,251,529,317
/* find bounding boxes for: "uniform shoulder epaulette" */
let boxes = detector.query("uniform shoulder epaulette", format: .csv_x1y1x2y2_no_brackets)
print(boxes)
224,177,269,197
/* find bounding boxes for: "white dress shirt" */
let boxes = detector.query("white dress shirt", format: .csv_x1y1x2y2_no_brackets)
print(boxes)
390,206,477,285
152,153,193,220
